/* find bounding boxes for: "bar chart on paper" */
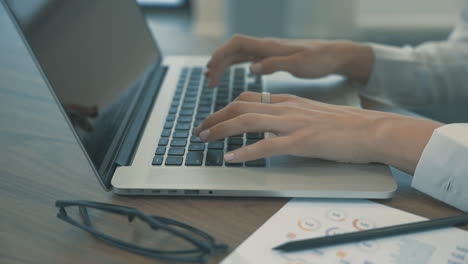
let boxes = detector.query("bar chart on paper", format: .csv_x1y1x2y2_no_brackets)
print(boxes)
222,199,468,264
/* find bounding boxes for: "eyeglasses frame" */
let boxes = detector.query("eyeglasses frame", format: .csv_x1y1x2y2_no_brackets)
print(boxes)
55,200,227,263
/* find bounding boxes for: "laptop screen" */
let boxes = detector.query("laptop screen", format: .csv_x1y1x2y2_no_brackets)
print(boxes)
5,0,161,181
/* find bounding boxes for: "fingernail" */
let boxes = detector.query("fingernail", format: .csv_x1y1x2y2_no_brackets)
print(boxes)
199,129,210,141
250,63,262,74
224,152,235,162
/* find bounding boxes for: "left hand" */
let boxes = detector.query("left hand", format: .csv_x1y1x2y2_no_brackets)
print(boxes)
193,92,443,174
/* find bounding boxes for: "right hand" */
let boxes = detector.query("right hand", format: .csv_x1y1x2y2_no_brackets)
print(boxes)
194,91,443,175
205,35,374,87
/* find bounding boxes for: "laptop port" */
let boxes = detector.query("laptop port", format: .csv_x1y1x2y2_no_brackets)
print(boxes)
168,190,178,194
183,190,200,195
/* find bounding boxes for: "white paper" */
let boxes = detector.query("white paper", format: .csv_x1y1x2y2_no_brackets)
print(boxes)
222,199,468,264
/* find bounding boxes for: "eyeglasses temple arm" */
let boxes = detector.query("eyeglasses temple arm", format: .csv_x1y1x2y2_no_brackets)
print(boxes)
79,206,93,228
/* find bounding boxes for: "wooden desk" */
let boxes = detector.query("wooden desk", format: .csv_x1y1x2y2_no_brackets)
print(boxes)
0,5,465,264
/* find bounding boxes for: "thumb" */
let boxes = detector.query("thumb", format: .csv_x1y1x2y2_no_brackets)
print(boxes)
250,55,298,75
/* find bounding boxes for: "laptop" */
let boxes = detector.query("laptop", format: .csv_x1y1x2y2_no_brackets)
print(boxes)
3,0,397,198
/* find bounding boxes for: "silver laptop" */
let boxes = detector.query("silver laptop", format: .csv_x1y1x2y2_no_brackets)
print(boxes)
3,0,397,198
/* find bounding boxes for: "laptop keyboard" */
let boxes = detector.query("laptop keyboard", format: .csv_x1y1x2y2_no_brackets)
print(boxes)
152,66,266,167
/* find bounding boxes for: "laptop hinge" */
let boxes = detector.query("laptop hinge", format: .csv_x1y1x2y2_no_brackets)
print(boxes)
114,65,168,167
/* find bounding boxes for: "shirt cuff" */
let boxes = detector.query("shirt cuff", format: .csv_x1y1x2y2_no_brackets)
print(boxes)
412,123,468,212
359,43,416,105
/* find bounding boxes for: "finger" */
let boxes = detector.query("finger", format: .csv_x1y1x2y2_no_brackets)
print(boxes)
208,35,294,67
207,55,261,88
250,54,301,75
233,91,289,104
234,91,335,112
199,113,286,142
207,58,235,88
193,101,282,135
224,136,292,163
207,35,297,86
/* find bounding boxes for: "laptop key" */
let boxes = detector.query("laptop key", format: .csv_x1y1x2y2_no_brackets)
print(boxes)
246,139,260,145
173,131,189,138
190,136,203,143
227,137,243,145
185,151,204,166
208,141,224,149
177,116,192,123
168,147,185,156
247,132,264,139
158,137,169,146
188,143,205,151
198,100,212,107
164,121,174,129
200,94,213,101
196,113,210,120
171,139,187,147
165,156,183,166
215,99,228,105
169,106,178,114
197,106,211,113
180,109,194,116
152,155,164,165
182,103,196,109
227,144,242,152
214,105,225,112
233,87,245,93
161,129,172,137
226,162,243,167
166,114,176,121
183,97,196,103
194,120,203,127
155,146,166,155
175,123,191,130
205,150,224,166
245,158,266,167
247,84,260,92
185,91,198,97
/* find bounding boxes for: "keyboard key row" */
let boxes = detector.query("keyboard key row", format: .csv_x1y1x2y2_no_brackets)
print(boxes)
153,152,266,167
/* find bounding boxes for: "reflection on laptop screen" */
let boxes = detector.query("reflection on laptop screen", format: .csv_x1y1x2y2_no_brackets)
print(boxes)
6,0,161,177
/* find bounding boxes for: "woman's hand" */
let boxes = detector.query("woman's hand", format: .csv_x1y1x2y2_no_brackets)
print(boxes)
193,92,444,174
205,35,374,87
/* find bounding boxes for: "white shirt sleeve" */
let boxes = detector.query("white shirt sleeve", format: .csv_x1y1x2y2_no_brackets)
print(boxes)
359,2,468,211
360,1,468,108
412,124,468,212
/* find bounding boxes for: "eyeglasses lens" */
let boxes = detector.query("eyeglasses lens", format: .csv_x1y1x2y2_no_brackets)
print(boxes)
65,205,207,255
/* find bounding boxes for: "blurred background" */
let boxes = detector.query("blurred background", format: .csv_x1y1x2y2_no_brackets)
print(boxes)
140,0,467,123
140,0,465,55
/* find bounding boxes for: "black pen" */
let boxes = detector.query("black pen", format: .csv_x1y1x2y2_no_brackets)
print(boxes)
273,214,468,252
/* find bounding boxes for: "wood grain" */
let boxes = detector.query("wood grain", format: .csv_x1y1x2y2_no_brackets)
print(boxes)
0,4,466,264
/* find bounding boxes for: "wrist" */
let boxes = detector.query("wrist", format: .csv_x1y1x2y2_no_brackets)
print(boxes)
333,41,374,84
370,113,444,174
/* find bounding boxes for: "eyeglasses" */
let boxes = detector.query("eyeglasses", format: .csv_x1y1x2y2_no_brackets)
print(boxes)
55,200,228,263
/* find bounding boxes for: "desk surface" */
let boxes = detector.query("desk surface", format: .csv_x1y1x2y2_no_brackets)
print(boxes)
0,5,466,264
